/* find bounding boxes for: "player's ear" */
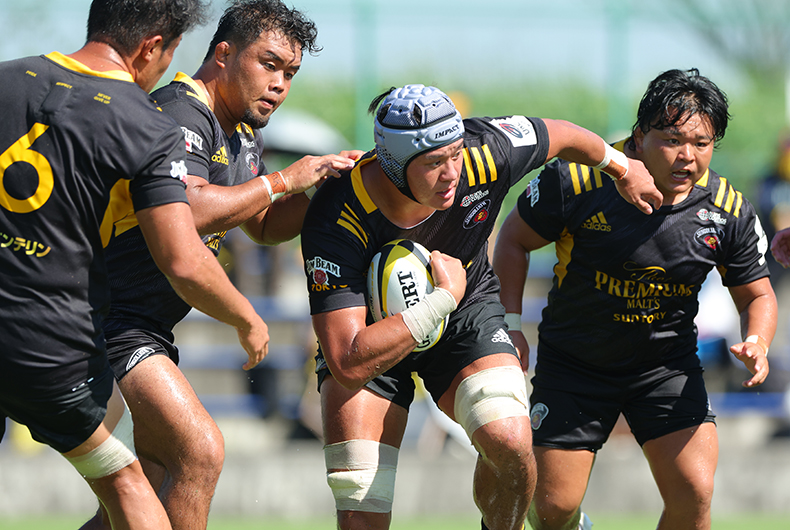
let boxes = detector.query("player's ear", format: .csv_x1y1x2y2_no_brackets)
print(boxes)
633,128,646,154
214,41,232,69
140,35,165,63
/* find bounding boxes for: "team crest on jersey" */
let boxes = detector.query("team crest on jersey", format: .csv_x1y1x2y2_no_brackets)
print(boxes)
526,177,540,206
694,226,724,250
170,160,188,184
463,199,491,229
530,403,549,430
181,127,203,153
489,116,537,148
696,208,727,225
245,152,260,176
306,256,341,285
461,189,489,207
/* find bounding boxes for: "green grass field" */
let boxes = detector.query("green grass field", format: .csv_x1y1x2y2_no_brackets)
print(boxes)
1,514,787,530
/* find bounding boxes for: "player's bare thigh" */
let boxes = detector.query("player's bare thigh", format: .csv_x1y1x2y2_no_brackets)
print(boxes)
117,355,221,463
643,422,718,497
533,447,595,513
320,376,408,447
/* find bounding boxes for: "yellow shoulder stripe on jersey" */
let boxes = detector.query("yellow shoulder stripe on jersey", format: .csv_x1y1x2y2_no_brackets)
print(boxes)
569,163,604,195
45,52,134,83
713,175,743,217
173,72,211,108
337,205,368,247
554,229,574,288
696,168,710,187
351,157,378,214
463,145,497,187
100,179,138,247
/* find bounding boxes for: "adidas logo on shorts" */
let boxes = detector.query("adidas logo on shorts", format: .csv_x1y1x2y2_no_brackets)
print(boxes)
491,328,514,347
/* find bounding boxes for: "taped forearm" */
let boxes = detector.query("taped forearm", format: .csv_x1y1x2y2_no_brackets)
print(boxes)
400,287,457,342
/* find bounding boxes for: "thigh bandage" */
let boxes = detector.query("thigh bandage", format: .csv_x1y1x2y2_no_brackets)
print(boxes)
454,365,530,440
324,439,399,513
66,401,137,479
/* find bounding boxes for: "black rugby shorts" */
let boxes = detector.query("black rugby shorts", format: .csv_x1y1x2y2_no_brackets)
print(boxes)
106,328,179,381
529,346,715,450
0,366,114,453
316,298,519,410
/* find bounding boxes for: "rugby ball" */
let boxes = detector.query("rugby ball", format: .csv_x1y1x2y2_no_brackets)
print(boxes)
366,239,447,352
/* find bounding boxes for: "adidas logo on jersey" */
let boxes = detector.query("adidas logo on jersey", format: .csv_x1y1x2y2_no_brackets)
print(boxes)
491,328,514,346
211,146,229,165
581,211,611,232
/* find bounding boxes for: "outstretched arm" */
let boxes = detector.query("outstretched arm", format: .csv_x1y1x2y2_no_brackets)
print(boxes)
137,201,269,370
186,152,359,239
543,119,663,214
728,277,777,387
493,209,551,372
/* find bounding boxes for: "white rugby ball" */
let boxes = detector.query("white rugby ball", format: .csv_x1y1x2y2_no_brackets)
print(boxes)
366,239,447,352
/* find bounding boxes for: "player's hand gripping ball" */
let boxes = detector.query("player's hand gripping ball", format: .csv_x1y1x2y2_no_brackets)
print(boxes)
366,239,447,352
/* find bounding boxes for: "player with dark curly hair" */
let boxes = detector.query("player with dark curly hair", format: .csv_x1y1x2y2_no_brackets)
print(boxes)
494,69,776,530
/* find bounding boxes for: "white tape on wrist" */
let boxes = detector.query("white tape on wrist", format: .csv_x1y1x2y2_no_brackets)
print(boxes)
745,335,769,356
304,185,317,200
504,313,522,331
505,313,521,331
595,143,629,181
400,287,457,343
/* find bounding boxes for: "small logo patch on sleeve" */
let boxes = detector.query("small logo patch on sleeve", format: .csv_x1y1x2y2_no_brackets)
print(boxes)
490,116,537,148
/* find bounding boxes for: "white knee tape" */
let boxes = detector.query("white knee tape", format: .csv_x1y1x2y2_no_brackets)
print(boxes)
66,401,137,479
453,365,530,440
324,439,399,513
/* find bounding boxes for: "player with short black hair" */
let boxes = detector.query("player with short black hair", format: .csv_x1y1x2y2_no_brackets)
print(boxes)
87,0,208,57
0,1,270,529
494,68,776,530
81,2,359,529
301,83,663,530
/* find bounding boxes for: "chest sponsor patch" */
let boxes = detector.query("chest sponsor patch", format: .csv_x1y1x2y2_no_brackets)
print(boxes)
461,189,489,207
696,208,727,225
489,115,537,148
463,199,491,229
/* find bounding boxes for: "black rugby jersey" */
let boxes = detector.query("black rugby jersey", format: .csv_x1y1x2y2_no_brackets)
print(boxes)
104,73,267,339
518,140,769,370
0,53,188,397
302,116,550,321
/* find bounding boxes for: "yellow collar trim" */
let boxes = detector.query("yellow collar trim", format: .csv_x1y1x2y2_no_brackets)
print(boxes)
45,51,133,82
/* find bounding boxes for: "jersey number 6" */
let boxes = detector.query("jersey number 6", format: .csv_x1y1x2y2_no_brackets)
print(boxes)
0,123,53,214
